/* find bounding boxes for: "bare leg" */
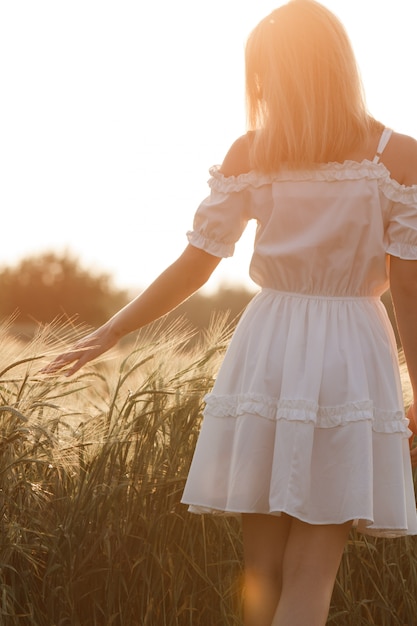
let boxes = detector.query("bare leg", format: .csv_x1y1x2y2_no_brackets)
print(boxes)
272,518,352,626
241,513,291,626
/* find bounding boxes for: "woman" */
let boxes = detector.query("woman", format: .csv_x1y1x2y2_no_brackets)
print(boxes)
45,2,417,624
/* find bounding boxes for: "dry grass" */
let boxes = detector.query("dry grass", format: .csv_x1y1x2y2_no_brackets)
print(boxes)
0,315,416,625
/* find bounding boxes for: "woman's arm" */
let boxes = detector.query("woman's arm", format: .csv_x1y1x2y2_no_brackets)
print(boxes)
43,244,221,376
390,256,417,465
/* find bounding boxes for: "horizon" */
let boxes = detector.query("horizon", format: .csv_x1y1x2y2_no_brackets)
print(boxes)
1,0,416,295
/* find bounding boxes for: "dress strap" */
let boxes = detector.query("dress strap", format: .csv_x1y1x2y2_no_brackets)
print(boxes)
372,128,393,163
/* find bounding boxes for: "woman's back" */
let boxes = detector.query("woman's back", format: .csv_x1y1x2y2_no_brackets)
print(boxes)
194,129,417,297
220,129,417,185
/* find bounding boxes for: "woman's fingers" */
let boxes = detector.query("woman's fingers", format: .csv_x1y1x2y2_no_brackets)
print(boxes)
41,325,119,376
41,348,91,375
407,405,417,462
409,405,417,434
41,334,105,375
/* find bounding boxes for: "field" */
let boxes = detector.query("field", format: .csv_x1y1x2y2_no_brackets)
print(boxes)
0,315,416,625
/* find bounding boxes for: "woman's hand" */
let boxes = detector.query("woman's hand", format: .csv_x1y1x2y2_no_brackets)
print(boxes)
407,403,417,467
41,324,119,377
42,245,220,377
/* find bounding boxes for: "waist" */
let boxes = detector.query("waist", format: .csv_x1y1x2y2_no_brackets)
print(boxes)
261,288,381,302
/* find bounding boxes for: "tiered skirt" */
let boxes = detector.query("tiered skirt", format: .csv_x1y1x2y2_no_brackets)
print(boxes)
181,289,417,537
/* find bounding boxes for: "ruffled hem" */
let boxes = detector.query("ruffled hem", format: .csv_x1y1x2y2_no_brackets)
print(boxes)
207,162,417,204
186,229,234,258
386,241,417,260
203,393,409,434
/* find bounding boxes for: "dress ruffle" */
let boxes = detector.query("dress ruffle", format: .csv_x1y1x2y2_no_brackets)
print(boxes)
207,161,417,204
186,230,234,258
203,393,409,434
385,241,417,260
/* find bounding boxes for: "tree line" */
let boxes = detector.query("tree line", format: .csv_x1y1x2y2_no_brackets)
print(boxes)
0,252,254,337
0,251,399,346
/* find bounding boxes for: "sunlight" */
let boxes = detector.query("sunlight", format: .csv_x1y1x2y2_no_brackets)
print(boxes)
0,0,415,292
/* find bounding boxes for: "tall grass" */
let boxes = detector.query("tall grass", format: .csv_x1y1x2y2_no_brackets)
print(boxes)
0,316,416,625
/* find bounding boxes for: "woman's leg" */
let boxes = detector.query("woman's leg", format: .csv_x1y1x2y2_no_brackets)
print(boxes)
272,518,352,626
241,513,292,626
242,514,351,626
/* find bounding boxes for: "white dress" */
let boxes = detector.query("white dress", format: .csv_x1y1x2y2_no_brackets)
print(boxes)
181,129,417,537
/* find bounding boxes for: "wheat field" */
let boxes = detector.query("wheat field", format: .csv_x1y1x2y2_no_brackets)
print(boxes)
0,315,416,625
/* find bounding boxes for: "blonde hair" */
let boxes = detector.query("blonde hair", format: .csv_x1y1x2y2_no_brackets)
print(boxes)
245,0,380,171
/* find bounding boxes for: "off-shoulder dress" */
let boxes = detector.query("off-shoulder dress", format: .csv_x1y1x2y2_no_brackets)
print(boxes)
181,129,417,537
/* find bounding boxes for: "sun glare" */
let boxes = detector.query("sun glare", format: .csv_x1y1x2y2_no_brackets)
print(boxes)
0,0,416,292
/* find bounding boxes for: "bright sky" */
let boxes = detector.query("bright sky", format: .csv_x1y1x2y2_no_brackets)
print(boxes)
1,1,416,295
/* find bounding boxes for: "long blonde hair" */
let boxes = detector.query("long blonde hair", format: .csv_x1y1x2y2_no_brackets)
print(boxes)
245,0,380,171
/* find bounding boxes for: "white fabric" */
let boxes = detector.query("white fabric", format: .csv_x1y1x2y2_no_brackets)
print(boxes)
181,151,417,537
373,127,393,163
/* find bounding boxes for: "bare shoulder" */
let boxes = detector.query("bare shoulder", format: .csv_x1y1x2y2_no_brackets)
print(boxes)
383,132,417,186
219,133,253,177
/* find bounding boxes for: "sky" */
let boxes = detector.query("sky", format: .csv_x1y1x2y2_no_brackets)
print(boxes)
1,0,416,295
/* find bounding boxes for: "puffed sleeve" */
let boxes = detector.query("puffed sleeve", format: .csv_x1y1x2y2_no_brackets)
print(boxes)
187,166,252,258
384,183,417,260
